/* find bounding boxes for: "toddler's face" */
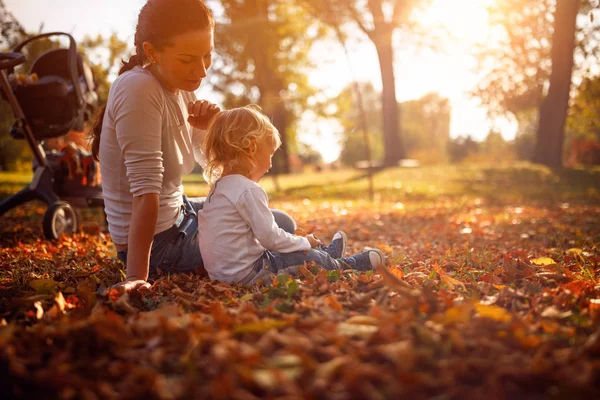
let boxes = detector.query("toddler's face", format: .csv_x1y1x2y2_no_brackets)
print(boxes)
249,136,277,182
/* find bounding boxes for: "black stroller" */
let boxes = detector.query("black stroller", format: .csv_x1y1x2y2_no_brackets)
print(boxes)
0,32,103,239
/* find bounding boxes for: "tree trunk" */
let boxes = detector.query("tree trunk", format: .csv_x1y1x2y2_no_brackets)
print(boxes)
374,35,405,166
271,101,290,174
252,0,290,174
533,0,580,168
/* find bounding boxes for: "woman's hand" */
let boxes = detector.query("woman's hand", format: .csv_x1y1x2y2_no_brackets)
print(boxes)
188,100,220,130
110,278,151,293
306,234,322,248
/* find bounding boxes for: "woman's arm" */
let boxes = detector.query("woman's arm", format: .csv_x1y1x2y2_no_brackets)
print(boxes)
126,193,160,281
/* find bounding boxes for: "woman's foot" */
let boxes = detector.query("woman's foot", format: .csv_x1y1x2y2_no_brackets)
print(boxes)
340,248,385,271
321,231,347,259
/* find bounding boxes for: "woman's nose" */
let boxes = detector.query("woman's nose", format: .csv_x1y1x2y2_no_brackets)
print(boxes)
195,61,208,78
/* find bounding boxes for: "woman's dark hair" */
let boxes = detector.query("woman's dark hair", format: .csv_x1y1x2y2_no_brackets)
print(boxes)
90,0,214,160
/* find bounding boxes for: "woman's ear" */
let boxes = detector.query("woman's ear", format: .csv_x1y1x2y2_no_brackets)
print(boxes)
142,41,157,63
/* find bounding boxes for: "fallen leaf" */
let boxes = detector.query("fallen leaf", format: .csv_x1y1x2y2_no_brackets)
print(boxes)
337,322,378,338
29,279,60,294
475,303,512,322
530,257,555,266
234,319,289,334
540,306,573,319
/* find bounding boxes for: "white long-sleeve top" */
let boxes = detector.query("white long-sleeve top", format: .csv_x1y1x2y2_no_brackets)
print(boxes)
198,175,311,283
99,66,206,245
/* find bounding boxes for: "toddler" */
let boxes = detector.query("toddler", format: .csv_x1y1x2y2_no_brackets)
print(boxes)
198,105,385,285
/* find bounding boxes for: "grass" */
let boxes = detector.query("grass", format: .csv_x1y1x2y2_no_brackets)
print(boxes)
2,162,598,206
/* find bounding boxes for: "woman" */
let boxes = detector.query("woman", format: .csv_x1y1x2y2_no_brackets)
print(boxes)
91,0,297,291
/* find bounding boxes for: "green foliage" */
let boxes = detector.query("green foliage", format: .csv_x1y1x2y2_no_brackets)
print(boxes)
334,83,450,165
208,0,323,173
298,0,432,166
448,132,519,164
0,0,25,50
339,129,384,167
401,93,451,163
566,75,600,142
473,0,599,121
447,136,480,163
472,0,554,118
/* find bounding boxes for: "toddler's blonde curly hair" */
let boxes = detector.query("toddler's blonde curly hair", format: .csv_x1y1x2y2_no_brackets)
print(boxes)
203,105,281,186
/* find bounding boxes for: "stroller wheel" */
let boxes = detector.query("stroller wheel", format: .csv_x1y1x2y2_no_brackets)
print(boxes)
43,202,79,240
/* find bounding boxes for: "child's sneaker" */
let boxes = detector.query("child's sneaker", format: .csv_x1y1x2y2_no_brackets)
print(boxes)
321,231,347,259
340,248,385,271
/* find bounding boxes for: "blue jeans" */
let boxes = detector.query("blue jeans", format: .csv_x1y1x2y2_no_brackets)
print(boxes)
117,195,297,276
240,248,344,285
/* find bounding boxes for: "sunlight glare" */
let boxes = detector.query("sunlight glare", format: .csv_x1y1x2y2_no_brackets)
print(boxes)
418,0,495,44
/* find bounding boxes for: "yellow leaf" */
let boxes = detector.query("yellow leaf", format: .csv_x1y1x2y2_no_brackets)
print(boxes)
240,293,254,302
29,279,59,294
234,319,288,334
346,315,379,325
475,303,511,322
530,257,555,266
434,303,473,325
566,248,582,255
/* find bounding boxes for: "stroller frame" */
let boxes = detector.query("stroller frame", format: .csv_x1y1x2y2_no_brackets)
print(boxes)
0,32,102,240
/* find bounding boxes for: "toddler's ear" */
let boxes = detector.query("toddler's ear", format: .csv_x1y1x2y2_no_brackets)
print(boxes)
249,140,258,154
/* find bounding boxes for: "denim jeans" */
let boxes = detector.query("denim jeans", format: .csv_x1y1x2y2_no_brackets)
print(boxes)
117,195,297,276
240,248,344,285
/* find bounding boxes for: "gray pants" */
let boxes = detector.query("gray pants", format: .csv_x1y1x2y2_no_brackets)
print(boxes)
117,195,296,276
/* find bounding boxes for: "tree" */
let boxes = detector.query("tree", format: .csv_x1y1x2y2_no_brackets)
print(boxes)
532,0,581,167
447,135,480,163
299,0,430,167
564,75,600,165
0,0,25,50
333,82,384,167
473,0,553,120
334,83,449,165
473,0,599,168
207,0,320,174
401,92,450,163
567,75,600,142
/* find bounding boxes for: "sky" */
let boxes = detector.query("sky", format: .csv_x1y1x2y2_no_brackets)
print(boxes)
5,0,516,162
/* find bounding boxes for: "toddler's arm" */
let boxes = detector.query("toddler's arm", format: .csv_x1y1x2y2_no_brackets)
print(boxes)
237,187,311,253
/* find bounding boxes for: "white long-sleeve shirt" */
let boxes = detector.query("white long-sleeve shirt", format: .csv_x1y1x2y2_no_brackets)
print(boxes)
198,175,311,283
99,66,206,245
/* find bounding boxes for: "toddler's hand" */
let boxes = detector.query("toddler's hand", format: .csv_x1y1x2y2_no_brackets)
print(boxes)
187,100,220,130
306,234,321,248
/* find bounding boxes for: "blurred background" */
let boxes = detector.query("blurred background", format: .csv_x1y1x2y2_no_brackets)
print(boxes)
1,0,599,173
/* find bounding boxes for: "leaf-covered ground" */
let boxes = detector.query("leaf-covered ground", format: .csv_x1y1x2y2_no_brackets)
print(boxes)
1,164,600,399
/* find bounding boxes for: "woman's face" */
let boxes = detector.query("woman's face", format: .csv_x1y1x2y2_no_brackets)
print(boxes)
146,28,214,93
